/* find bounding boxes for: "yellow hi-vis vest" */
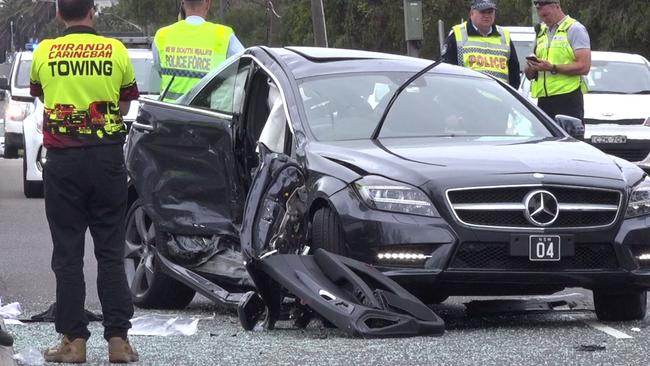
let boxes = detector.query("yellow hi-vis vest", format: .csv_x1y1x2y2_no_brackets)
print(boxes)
30,31,138,148
154,20,233,101
453,22,511,83
531,16,585,98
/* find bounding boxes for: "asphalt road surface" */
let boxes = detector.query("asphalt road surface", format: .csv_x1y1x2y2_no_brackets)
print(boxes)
1,158,649,365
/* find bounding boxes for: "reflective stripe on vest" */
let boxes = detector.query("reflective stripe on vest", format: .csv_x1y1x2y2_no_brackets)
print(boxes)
453,23,511,83
155,20,233,101
531,16,585,98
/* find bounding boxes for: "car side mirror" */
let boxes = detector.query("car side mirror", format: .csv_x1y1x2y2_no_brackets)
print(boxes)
0,77,8,90
555,114,584,140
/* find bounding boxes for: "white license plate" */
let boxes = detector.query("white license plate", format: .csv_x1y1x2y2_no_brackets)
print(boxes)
529,235,561,261
591,135,627,144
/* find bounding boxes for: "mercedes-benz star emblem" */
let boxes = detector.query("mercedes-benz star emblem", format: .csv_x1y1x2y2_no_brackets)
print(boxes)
524,190,559,227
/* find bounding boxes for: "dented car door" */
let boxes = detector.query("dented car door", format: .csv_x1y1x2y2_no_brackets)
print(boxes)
126,58,252,237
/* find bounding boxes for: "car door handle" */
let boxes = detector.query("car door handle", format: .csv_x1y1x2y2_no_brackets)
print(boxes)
131,121,154,131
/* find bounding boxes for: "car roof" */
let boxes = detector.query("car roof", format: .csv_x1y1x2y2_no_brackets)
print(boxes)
263,46,490,80
16,51,33,61
591,51,649,64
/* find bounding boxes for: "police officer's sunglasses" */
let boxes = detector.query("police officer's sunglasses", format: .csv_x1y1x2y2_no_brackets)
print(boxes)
533,1,554,8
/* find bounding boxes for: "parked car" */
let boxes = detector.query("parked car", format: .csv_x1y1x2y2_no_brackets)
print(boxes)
125,46,650,321
0,51,35,158
21,48,160,198
519,51,650,171
582,52,650,171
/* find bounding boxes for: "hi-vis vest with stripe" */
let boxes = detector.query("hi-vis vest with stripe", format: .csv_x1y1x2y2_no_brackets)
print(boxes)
453,23,511,83
531,16,585,98
155,20,233,101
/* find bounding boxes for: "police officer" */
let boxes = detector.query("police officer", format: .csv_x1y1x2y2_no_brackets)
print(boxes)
524,0,591,121
29,0,139,363
153,0,244,101
442,0,521,88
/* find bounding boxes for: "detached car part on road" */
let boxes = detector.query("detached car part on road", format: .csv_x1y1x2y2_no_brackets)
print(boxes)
124,47,650,329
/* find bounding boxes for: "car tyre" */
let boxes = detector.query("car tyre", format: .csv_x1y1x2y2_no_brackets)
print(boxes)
124,199,196,309
311,206,348,255
593,290,647,321
23,151,43,198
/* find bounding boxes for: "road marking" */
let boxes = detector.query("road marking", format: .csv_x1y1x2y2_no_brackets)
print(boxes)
585,320,633,339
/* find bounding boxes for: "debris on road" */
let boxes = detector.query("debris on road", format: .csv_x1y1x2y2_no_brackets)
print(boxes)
12,347,43,365
464,293,587,316
22,303,102,323
0,301,22,321
575,344,607,352
129,314,200,336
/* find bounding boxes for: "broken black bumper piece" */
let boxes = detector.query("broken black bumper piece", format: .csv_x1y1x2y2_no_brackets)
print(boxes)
240,249,445,338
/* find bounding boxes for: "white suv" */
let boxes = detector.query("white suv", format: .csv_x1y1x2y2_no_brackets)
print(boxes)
0,51,36,158
22,48,160,197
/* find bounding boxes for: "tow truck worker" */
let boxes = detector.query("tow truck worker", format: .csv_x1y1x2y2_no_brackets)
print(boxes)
153,0,244,101
30,0,139,362
442,0,521,88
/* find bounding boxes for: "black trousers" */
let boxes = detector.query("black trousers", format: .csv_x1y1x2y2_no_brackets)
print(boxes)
537,87,585,122
43,144,133,341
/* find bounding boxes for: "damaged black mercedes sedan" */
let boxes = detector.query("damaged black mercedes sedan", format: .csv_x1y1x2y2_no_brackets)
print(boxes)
125,46,650,322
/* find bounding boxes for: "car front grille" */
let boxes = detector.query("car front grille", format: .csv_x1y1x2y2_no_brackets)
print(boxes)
446,185,622,230
449,242,618,270
600,148,650,162
584,118,645,125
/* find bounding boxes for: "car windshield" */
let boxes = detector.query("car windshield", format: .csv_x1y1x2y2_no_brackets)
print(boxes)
16,60,31,88
587,61,650,94
299,72,553,141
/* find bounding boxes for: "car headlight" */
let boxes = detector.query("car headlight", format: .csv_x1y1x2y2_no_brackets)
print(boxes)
354,175,438,217
626,178,650,218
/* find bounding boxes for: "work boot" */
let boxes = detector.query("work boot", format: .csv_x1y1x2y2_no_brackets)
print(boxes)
108,337,139,363
43,336,87,363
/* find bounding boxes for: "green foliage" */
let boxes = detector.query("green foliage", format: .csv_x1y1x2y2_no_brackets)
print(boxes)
1,0,650,62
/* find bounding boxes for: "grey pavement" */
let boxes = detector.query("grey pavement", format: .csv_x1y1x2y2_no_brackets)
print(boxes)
1,158,649,365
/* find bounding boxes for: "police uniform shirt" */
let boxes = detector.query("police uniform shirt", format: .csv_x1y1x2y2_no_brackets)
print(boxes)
442,21,521,88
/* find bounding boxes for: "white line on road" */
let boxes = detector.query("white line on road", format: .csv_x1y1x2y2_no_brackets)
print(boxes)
584,320,633,339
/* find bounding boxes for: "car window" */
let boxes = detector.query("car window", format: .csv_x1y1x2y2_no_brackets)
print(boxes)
299,72,552,141
16,59,31,88
191,58,251,115
587,61,650,94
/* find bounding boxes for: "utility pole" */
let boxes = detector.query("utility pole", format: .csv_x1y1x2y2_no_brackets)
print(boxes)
10,20,15,52
403,0,423,58
531,0,540,25
310,0,328,47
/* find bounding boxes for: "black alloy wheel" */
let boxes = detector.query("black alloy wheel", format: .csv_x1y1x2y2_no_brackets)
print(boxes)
124,199,195,309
